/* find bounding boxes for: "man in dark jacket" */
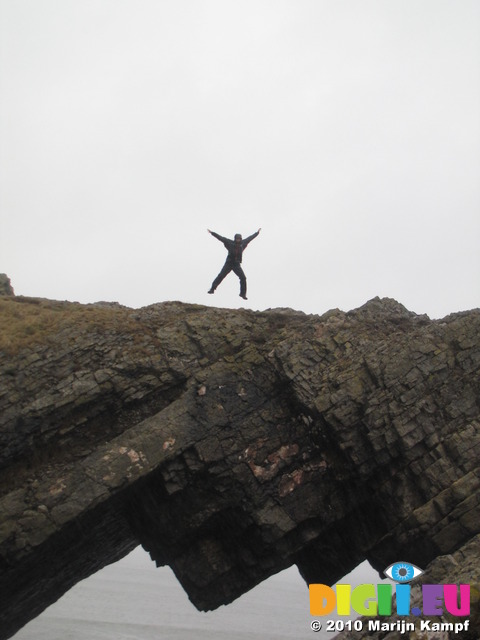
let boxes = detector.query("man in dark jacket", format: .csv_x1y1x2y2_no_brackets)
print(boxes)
207,228,261,300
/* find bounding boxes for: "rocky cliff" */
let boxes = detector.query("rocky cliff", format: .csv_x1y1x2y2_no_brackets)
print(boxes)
0,291,479,639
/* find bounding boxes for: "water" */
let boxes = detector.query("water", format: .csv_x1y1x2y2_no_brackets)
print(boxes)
12,548,378,639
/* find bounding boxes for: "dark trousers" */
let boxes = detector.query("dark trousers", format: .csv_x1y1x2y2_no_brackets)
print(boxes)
211,260,247,296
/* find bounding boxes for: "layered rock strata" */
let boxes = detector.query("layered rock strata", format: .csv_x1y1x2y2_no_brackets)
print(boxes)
0,293,479,639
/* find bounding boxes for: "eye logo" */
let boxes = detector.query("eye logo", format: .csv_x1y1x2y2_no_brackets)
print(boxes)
384,561,424,583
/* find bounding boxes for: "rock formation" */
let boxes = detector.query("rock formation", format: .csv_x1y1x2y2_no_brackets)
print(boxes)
0,289,479,639
0,274,14,297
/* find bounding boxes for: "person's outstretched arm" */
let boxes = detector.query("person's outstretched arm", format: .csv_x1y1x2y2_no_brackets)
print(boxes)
208,229,228,243
242,228,261,247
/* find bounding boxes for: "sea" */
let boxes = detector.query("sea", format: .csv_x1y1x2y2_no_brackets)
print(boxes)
12,548,379,640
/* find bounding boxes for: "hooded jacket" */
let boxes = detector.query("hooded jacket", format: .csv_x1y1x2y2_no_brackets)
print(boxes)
210,230,259,264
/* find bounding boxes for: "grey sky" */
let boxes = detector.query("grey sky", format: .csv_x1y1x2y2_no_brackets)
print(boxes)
1,0,479,317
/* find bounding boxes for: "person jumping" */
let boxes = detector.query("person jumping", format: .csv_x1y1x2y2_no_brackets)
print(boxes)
207,228,261,300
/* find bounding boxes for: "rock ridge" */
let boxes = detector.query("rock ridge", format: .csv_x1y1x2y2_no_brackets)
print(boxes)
0,292,479,639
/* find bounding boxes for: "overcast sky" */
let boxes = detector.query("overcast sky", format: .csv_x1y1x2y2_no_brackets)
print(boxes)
1,0,479,318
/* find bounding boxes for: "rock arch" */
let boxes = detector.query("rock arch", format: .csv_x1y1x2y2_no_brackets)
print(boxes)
1,295,479,639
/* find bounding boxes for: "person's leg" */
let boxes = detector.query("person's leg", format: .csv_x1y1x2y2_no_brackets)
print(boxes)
209,261,232,293
232,263,247,299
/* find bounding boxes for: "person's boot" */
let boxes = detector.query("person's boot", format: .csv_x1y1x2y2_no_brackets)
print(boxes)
208,288,215,294
239,293,247,300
